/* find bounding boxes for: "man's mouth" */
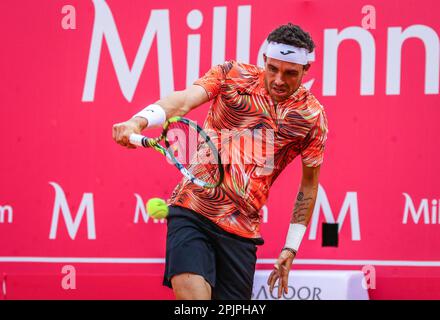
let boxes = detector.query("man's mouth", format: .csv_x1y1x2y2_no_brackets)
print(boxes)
272,86,287,95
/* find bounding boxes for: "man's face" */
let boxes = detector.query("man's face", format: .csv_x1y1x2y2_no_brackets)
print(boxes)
264,55,310,102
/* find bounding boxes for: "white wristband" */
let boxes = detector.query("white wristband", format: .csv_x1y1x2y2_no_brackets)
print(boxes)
132,104,166,128
284,223,307,251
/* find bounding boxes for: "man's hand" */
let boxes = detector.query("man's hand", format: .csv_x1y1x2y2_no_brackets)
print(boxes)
112,117,147,149
267,249,296,299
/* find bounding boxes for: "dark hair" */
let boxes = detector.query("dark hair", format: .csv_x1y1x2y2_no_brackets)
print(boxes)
267,23,315,53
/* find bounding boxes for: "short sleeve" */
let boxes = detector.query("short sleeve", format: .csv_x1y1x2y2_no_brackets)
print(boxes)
193,61,233,100
301,110,329,167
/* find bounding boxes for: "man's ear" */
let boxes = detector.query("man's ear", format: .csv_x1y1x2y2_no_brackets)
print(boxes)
303,63,311,76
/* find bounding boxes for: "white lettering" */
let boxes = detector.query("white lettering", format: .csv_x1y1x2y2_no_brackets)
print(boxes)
83,0,174,102
402,193,430,224
236,6,251,63
323,27,375,96
387,25,439,95
49,182,96,240
211,7,227,66
186,10,203,87
309,184,361,241
0,205,13,223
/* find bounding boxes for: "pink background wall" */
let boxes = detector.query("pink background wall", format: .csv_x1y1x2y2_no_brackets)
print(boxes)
1,0,439,299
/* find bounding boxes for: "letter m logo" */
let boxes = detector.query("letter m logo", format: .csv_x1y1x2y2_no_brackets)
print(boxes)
309,184,361,241
49,182,96,240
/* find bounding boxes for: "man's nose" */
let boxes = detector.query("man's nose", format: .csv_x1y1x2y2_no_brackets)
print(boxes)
274,75,284,86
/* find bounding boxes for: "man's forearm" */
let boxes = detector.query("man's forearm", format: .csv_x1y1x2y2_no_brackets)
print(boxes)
155,90,188,118
291,183,319,226
131,91,190,131
156,85,209,119
281,183,319,253
131,85,209,131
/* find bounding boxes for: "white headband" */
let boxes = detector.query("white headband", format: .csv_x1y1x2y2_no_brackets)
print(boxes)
265,41,313,65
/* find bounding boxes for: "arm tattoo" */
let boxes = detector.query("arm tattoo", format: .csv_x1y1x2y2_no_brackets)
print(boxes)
292,191,313,224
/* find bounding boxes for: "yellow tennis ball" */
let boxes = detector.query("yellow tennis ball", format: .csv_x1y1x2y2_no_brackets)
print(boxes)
146,198,169,219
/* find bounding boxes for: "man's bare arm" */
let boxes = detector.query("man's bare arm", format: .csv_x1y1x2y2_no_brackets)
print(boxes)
291,164,320,226
268,163,321,298
131,85,209,130
113,85,209,147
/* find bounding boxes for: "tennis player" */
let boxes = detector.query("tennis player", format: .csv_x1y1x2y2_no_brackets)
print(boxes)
113,23,328,300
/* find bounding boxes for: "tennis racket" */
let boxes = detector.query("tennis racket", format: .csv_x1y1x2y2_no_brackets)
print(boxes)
129,116,224,188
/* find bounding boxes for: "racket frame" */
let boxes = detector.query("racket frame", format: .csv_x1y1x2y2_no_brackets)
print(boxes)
130,116,224,188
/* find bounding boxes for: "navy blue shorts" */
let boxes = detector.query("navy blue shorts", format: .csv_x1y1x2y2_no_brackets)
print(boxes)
163,205,263,300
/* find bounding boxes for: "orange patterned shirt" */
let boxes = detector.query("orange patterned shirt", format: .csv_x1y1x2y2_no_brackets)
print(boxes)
168,61,328,242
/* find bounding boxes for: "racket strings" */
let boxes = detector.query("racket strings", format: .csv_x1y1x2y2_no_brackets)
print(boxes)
166,121,221,186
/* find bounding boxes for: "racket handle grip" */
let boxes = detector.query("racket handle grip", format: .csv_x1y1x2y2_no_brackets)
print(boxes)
129,133,146,147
